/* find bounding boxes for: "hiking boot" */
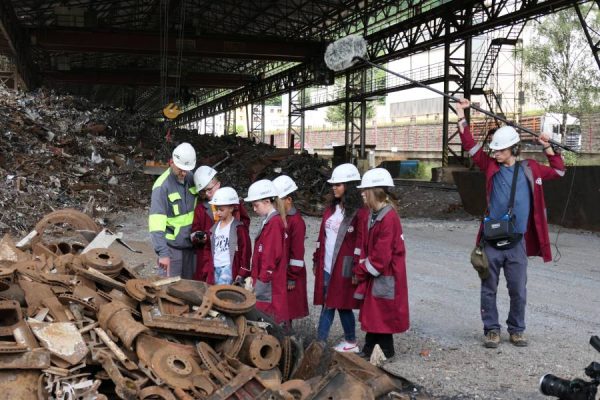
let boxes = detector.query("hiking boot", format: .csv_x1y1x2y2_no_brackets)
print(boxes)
484,330,500,348
509,333,528,347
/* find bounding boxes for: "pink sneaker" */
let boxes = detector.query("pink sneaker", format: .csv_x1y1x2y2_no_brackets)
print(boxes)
333,340,360,353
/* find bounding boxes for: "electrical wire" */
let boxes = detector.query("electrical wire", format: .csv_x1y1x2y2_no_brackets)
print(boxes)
551,154,577,262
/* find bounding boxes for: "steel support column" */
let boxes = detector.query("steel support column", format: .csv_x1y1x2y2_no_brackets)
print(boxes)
442,35,451,168
288,90,305,151
224,109,237,135
574,2,600,71
250,102,265,143
204,116,215,135
344,70,367,162
0,1,37,88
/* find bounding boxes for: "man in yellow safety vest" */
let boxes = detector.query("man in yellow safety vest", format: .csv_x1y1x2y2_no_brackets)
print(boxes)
148,142,198,278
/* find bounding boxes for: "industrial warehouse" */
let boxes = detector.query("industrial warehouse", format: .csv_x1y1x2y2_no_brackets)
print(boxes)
0,1,599,399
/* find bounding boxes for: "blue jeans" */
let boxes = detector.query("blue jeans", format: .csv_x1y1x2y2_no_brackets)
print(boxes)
317,271,356,342
481,240,527,334
214,265,233,285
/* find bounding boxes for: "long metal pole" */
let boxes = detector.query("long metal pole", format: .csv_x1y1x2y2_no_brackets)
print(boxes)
354,56,577,153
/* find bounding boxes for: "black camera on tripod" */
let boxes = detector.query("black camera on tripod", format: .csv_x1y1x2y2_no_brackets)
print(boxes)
540,336,600,400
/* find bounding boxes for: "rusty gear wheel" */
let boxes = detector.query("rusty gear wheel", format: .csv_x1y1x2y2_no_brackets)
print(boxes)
192,297,212,318
205,285,255,314
216,315,247,358
280,336,293,381
280,379,312,400
150,347,203,390
57,293,99,314
82,248,123,277
31,209,100,247
195,342,233,385
139,386,177,400
125,279,157,302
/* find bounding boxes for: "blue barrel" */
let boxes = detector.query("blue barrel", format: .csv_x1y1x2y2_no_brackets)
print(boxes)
399,160,419,178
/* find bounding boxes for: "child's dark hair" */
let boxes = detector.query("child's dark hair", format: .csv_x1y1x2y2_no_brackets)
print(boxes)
328,182,363,215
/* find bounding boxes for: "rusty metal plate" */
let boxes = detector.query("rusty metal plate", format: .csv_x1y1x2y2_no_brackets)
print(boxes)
280,379,312,400
0,370,40,398
166,279,208,305
308,367,373,400
331,352,402,397
29,321,88,365
0,348,51,369
290,340,324,381
139,385,177,400
140,304,236,338
0,235,30,265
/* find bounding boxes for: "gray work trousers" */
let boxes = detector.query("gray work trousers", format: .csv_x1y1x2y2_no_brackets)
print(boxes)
481,240,528,334
164,246,196,279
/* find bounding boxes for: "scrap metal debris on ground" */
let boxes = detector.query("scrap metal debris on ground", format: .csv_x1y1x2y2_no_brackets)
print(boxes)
0,87,335,238
0,209,431,400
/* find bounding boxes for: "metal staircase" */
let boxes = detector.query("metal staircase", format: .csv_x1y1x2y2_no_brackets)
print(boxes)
471,22,525,95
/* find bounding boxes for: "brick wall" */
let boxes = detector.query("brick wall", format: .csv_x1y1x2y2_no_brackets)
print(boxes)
579,114,600,153
272,123,450,151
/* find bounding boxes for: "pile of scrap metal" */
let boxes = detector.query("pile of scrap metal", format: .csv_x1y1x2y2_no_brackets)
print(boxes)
0,210,427,400
165,129,332,216
0,86,160,236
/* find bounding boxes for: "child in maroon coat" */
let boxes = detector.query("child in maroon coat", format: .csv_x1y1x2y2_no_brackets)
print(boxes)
273,175,309,325
208,187,252,284
313,163,368,353
355,168,409,359
191,166,250,283
245,179,289,323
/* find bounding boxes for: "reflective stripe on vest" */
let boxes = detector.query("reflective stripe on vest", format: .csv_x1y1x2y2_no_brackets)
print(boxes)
168,192,182,215
149,213,167,232
164,211,195,241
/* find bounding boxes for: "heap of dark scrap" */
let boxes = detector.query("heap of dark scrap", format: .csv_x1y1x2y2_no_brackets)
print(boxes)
0,209,428,400
168,129,332,215
0,86,159,235
0,87,332,237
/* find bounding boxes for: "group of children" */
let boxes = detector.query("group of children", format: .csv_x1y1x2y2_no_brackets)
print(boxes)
189,163,409,359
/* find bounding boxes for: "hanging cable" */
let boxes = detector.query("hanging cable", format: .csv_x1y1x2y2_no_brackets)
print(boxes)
175,0,187,104
160,0,170,106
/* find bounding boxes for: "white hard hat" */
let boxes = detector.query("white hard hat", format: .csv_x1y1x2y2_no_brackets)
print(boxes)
244,179,279,202
172,142,196,171
209,187,239,206
193,165,217,191
327,163,361,184
357,168,395,189
272,175,298,198
489,126,520,150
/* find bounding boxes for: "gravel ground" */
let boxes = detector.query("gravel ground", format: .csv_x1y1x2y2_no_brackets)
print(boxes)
108,209,600,400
